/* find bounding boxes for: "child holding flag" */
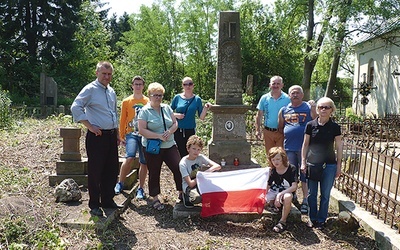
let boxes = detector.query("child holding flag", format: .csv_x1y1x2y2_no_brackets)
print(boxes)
179,135,221,208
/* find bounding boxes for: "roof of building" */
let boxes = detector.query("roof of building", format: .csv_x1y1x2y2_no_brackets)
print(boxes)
355,17,400,46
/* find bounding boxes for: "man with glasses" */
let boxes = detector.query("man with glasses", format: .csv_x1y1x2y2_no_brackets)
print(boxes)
255,76,290,154
114,76,149,200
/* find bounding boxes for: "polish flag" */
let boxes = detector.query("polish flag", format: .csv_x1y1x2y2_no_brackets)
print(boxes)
197,167,269,218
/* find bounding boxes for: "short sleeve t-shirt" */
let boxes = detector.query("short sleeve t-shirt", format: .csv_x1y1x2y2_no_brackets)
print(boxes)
281,102,313,151
267,164,298,193
179,154,213,191
137,103,176,149
305,118,341,164
171,95,203,129
256,91,290,129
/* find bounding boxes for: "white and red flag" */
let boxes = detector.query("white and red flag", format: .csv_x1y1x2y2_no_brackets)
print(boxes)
197,167,269,218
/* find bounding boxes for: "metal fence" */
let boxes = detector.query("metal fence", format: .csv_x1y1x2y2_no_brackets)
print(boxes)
337,117,400,233
11,105,72,118
245,111,400,232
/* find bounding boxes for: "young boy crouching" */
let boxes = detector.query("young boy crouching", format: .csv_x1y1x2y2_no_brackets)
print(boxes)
266,147,298,233
179,135,221,208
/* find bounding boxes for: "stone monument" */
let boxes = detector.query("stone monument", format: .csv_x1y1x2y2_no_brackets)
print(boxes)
40,72,57,116
49,128,138,189
208,11,258,168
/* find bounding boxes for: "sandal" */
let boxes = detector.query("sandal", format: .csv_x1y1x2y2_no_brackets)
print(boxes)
152,200,165,211
273,221,286,233
300,203,308,214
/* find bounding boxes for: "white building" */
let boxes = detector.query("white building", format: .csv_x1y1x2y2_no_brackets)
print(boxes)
352,20,400,117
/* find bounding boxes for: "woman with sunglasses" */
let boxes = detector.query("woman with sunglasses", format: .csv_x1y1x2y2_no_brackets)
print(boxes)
138,82,182,210
171,77,212,157
300,97,343,229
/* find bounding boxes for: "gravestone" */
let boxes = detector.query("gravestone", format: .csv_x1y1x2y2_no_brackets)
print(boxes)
40,72,57,106
208,11,258,168
40,72,57,116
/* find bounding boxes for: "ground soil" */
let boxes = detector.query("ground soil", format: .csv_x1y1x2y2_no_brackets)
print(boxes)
0,118,379,249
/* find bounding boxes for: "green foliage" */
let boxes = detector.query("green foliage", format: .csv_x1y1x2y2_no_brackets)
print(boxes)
0,0,83,99
0,89,12,129
345,107,363,122
240,0,304,102
0,216,66,249
195,99,214,142
0,166,31,195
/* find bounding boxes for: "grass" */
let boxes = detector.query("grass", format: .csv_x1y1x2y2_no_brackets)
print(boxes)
0,112,269,249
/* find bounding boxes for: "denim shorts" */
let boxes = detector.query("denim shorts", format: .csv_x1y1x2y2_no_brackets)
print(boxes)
125,133,146,164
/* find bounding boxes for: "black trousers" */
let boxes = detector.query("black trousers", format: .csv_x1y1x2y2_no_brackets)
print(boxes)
86,130,119,209
174,128,195,157
144,145,182,197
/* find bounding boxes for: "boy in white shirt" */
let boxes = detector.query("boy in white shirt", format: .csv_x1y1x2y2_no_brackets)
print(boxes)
179,135,221,208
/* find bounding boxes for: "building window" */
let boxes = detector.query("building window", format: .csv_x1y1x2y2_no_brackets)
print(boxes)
368,59,374,85
369,67,374,85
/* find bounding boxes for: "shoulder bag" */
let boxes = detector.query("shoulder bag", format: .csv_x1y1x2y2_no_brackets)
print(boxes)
306,162,326,181
146,107,167,155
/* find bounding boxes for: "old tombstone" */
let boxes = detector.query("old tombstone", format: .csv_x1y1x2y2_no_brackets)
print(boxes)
40,72,57,116
208,11,258,168
49,128,88,187
49,128,137,188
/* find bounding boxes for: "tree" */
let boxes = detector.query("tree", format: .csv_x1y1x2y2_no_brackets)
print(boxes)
0,0,83,99
324,0,353,98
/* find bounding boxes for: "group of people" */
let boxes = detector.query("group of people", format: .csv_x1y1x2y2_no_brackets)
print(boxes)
71,61,213,216
71,61,342,234
256,75,342,232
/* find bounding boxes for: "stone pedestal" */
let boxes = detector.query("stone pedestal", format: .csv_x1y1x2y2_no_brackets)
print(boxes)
50,128,138,187
49,127,87,186
208,105,254,166
60,127,81,161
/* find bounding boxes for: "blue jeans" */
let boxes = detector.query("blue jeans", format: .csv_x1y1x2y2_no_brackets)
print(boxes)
307,163,336,223
125,133,146,164
286,150,306,182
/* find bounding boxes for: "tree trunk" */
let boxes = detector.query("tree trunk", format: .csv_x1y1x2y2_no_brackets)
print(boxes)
325,0,352,98
301,0,332,100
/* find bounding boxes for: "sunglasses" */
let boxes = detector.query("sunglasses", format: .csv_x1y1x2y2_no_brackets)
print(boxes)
150,94,163,98
318,106,332,110
183,82,194,86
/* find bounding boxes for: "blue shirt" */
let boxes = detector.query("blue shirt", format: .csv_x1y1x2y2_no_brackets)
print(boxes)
71,80,118,129
281,102,313,151
138,103,176,148
171,95,203,129
256,91,290,129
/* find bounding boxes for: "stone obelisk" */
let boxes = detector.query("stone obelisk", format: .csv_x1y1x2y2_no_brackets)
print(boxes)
208,11,258,168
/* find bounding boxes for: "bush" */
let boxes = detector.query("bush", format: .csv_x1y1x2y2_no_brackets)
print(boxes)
345,107,362,122
0,89,13,129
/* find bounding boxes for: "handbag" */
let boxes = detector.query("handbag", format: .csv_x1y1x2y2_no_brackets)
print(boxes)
306,162,326,181
146,139,162,154
145,107,167,155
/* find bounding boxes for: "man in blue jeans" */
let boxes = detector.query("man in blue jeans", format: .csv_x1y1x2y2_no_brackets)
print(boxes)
278,85,316,214
114,76,149,199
